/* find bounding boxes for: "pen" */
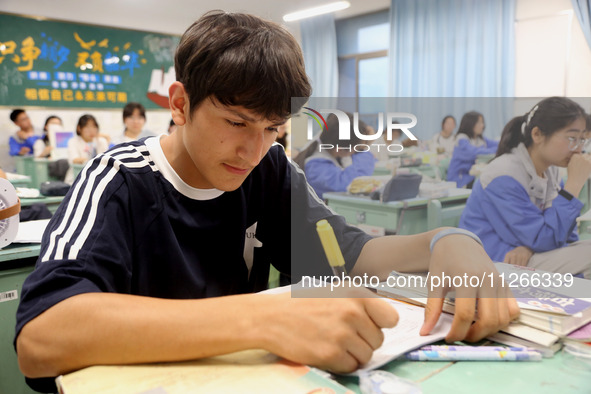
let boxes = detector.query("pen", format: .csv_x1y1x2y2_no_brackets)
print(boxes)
419,345,530,352
406,350,542,361
316,219,347,277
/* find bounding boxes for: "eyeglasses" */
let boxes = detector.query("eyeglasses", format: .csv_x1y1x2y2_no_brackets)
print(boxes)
567,136,591,151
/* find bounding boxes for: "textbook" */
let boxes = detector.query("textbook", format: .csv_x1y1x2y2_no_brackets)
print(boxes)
565,320,591,342
487,331,562,358
375,263,591,337
496,264,591,336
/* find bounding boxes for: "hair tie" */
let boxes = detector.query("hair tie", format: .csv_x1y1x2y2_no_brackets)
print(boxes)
526,105,538,126
521,105,539,135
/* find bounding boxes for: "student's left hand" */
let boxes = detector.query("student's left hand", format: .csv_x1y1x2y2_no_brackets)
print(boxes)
420,234,520,342
503,246,533,266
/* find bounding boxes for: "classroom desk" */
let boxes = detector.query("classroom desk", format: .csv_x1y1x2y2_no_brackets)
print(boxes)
324,189,471,235
374,161,450,180
336,347,590,394
0,244,40,394
54,345,591,394
20,195,65,214
0,243,41,263
14,156,61,189
7,174,32,188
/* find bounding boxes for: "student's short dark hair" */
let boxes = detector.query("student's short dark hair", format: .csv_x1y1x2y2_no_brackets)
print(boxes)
175,11,311,121
123,102,146,121
10,109,25,123
76,114,99,136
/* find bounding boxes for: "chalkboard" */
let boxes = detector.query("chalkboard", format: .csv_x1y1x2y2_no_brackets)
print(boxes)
0,12,180,109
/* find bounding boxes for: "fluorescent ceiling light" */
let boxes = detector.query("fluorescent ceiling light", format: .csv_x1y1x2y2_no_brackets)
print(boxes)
283,1,351,22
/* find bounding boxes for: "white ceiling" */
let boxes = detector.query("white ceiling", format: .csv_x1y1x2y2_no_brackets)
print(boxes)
0,0,390,36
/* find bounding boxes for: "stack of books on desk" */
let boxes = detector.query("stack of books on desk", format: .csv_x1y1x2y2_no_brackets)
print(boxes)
375,263,591,357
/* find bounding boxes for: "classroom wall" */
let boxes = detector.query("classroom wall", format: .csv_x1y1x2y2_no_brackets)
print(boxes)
515,0,591,97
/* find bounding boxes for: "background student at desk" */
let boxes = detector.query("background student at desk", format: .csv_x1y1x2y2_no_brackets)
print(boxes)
296,112,375,199
447,111,498,188
14,12,518,394
8,109,40,157
459,97,591,278
111,102,155,146
33,116,62,159
66,115,108,183
429,115,456,155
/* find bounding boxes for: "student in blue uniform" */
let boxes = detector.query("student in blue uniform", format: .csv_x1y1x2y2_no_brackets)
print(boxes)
15,12,518,392
300,113,375,198
8,109,39,156
459,97,591,277
447,111,498,188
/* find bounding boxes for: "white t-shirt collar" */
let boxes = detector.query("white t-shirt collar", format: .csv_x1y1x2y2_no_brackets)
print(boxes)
144,135,225,201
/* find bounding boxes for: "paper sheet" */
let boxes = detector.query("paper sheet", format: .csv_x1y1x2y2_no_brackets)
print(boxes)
261,285,453,373
14,219,50,243
356,299,452,373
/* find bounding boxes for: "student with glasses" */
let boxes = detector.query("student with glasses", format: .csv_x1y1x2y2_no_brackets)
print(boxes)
459,97,591,278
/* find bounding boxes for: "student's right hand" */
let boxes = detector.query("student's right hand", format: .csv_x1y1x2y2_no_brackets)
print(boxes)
564,153,591,197
261,288,398,373
503,246,533,266
19,146,31,155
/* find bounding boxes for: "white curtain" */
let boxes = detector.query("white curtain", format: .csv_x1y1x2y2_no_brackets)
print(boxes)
388,0,516,97
300,14,339,97
572,0,591,49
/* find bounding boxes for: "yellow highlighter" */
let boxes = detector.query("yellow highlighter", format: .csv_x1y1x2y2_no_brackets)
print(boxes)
316,219,347,277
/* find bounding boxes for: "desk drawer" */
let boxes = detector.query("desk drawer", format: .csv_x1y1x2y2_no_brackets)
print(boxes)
326,200,430,235
328,203,400,231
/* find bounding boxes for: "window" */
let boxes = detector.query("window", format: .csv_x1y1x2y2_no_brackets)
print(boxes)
336,10,389,115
